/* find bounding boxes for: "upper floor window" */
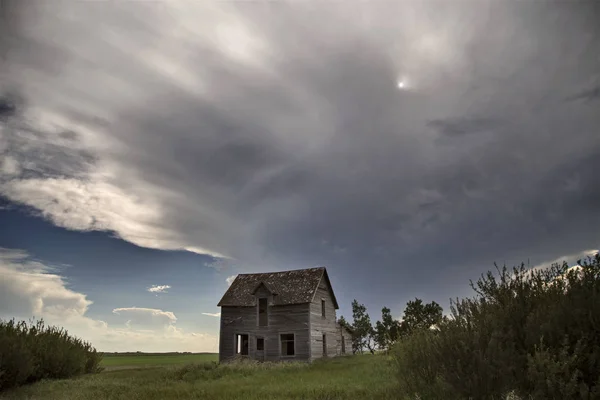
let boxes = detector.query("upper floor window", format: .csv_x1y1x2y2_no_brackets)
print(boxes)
321,299,326,318
258,297,268,326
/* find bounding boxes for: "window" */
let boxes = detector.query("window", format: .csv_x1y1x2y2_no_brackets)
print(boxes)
322,334,327,356
258,298,268,326
321,299,326,318
235,334,249,355
341,335,346,354
280,333,295,356
256,337,264,351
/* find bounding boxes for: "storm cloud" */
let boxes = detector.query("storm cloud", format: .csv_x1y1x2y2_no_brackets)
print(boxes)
1,0,599,306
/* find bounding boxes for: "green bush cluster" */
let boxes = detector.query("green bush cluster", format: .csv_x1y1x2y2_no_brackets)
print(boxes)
393,254,600,400
0,318,103,391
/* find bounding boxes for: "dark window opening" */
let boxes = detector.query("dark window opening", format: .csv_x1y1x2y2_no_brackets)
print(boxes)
235,334,249,356
256,337,264,351
321,299,326,318
258,298,268,326
280,333,295,356
341,335,346,354
322,334,327,356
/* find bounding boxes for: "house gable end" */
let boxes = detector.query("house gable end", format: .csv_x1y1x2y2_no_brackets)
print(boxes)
251,281,277,296
309,268,339,309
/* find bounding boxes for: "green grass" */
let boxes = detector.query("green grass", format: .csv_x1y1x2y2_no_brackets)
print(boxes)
100,353,218,368
1,355,398,400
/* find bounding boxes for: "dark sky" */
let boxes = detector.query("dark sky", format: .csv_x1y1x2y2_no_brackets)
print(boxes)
0,0,599,351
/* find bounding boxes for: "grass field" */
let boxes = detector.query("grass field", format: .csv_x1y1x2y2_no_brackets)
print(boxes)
100,353,219,370
1,355,398,400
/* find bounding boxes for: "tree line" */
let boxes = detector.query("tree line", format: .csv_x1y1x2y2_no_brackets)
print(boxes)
338,297,443,355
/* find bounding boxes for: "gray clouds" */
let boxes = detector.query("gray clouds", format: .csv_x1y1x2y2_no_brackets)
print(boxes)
1,0,599,306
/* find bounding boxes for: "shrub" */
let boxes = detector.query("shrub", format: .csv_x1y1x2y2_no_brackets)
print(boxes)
392,328,457,399
392,254,600,400
0,319,103,391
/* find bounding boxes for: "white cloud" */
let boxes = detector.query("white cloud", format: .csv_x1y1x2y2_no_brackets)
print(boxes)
226,275,237,286
201,312,221,317
509,249,598,290
532,249,599,272
0,247,92,319
0,176,225,258
112,307,177,326
0,248,217,352
147,285,171,294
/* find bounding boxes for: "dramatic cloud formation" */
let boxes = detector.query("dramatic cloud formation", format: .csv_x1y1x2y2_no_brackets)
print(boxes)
1,0,599,309
0,248,217,352
147,285,171,294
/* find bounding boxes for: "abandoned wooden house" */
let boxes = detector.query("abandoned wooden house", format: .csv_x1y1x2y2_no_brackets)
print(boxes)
217,267,352,362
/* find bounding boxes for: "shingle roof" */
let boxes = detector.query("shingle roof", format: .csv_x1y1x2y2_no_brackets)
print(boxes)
217,267,338,308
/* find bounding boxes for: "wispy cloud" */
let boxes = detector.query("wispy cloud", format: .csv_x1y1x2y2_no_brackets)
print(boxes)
205,258,234,271
112,307,177,326
147,284,171,294
226,275,237,286
201,312,221,318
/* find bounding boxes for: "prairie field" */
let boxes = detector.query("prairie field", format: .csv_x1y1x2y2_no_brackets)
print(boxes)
0,354,398,400
100,353,219,370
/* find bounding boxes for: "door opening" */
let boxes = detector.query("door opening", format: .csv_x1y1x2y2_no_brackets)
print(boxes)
235,334,249,356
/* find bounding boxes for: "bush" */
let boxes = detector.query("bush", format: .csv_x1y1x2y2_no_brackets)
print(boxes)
0,319,103,391
392,328,457,399
392,254,600,400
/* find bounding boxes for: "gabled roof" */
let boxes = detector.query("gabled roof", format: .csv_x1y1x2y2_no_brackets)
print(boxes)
217,267,339,308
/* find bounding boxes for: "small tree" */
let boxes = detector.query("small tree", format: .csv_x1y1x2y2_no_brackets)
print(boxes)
398,298,443,338
351,299,375,354
374,307,401,351
337,315,351,331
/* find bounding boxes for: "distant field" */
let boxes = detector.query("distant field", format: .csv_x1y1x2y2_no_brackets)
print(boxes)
1,355,398,400
101,353,218,369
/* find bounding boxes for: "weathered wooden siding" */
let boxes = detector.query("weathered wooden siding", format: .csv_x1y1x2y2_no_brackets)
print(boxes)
219,302,310,362
336,325,352,355
309,277,339,360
